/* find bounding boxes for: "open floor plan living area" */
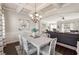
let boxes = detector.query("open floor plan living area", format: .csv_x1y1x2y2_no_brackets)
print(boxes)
0,3,79,55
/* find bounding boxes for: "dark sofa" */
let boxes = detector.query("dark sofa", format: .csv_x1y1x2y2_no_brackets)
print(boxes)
47,31,79,47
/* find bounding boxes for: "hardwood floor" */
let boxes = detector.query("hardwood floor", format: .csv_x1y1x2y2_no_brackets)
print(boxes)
56,45,77,55
4,42,19,55
3,42,77,55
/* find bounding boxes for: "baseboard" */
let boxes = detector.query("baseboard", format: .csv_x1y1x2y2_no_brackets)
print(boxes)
5,40,19,45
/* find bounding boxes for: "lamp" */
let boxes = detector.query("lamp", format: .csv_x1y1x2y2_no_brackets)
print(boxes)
29,3,42,23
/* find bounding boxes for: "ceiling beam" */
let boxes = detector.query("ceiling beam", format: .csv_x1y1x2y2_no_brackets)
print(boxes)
3,7,16,12
29,3,51,14
36,3,51,12
62,3,70,7
16,6,23,13
16,4,33,13
43,8,58,18
52,3,60,8
43,4,71,18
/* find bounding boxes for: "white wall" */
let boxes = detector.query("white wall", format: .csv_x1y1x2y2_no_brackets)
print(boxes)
4,10,31,44
42,12,79,32
57,19,79,32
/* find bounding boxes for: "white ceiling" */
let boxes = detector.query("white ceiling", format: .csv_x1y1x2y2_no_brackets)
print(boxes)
2,3,79,21
1,3,68,15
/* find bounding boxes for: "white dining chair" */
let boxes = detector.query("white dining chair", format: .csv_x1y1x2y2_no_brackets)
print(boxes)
18,34,23,54
40,38,57,55
22,37,37,55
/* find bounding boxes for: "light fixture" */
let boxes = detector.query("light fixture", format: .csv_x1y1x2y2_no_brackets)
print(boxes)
29,3,42,23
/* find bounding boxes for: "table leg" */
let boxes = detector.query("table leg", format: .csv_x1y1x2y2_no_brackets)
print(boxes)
37,47,40,55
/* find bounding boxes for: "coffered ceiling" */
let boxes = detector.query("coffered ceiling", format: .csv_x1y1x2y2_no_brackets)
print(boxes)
1,3,79,19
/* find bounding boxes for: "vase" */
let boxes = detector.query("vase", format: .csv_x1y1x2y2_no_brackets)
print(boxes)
32,32,36,37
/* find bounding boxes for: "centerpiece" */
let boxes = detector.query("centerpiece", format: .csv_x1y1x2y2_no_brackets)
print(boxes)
32,28,38,37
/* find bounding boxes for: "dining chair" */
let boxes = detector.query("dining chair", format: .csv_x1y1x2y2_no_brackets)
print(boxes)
18,34,23,54
22,37,37,55
40,38,57,55
41,33,48,37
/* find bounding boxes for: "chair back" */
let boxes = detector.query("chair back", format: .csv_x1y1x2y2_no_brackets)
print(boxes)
22,37,29,51
41,33,48,37
49,38,57,55
18,34,23,46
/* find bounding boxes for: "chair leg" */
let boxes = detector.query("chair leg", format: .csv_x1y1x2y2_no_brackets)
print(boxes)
19,46,24,55
22,49,25,55
51,49,55,55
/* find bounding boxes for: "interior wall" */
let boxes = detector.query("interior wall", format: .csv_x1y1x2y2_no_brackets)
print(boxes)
42,12,79,32
57,19,79,32
4,10,31,44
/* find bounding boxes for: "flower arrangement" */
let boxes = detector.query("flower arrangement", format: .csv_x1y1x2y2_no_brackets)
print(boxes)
32,28,38,32
31,28,38,37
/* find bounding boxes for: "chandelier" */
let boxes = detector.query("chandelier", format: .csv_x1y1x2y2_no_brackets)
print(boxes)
29,3,42,23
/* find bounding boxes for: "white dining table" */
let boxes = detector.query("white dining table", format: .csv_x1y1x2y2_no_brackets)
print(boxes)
21,33,52,55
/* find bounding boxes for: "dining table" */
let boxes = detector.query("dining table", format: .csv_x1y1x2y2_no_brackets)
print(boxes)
21,33,52,55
